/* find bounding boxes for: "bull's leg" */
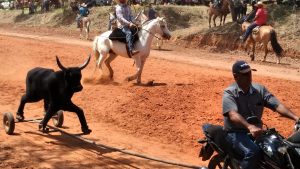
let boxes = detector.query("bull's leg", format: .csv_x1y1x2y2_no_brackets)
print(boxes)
39,106,57,133
16,94,39,121
43,99,49,115
65,102,91,134
219,15,222,26
104,53,117,80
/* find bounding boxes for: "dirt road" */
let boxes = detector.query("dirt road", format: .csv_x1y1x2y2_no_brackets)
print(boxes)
0,29,300,169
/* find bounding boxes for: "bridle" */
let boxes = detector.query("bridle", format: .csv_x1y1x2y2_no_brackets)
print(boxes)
139,19,168,40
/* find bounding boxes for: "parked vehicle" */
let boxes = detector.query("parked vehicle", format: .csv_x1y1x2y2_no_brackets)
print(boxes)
198,122,300,169
0,1,12,9
94,0,111,6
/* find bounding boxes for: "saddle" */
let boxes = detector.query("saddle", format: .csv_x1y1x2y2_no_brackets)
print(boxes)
109,27,140,57
109,27,139,44
252,26,261,34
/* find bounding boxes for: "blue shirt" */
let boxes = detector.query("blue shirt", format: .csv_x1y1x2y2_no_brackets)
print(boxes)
222,82,280,131
79,7,89,17
116,3,133,28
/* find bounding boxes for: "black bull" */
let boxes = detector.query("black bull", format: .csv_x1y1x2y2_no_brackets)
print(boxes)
16,55,92,134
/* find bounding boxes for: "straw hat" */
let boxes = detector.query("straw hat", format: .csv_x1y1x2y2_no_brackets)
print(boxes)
255,1,264,7
81,3,87,7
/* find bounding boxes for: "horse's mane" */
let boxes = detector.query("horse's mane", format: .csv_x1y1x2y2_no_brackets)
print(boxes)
141,19,152,26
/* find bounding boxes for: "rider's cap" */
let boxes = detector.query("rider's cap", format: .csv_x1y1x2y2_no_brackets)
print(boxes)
232,60,256,74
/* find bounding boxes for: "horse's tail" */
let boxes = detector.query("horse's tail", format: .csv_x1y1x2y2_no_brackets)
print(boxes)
270,29,283,56
92,36,100,75
92,36,100,61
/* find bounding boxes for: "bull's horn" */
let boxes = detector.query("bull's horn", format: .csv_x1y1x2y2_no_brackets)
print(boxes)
56,56,66,71
79,54,91,70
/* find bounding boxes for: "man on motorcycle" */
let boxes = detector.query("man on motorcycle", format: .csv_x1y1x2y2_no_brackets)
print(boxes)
222,60,299,169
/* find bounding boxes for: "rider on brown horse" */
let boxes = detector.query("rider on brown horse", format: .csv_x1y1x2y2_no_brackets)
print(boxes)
76,3,89,28
240,1,267,43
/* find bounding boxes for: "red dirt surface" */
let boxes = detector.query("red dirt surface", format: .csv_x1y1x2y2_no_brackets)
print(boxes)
0,27,300,168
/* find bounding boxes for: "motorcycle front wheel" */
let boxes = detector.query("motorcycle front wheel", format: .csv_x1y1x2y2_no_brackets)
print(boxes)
208,154,238,169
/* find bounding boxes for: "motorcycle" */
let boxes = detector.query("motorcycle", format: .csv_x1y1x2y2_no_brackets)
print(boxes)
198,122,300,169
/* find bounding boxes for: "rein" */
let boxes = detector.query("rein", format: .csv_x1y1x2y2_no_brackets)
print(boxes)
140,27,162,40
100,19,163,40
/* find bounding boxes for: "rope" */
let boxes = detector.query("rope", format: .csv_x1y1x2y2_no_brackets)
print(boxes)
46,125,206,169
97,23,161,40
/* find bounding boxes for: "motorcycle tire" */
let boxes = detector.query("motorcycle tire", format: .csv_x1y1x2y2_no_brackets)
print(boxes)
208,154,237,169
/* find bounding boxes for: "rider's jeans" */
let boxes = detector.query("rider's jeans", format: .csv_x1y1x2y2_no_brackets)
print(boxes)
243,23,258,41
121,26,133,52
76,15,82,27
225,132,262,169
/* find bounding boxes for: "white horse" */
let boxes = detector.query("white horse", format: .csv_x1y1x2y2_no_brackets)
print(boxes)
92,17,171,84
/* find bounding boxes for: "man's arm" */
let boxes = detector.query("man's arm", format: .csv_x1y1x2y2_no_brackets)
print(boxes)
227,111,262,138
262,85,299,122
276,104,299,122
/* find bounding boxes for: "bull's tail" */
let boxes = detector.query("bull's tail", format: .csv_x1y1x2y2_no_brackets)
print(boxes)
270,29,283,56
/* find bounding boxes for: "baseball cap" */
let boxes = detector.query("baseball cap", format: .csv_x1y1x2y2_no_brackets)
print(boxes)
232,60,256,74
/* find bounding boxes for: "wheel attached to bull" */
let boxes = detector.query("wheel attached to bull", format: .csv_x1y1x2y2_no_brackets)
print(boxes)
52,110,64,127
3,112,15,135
2,110,64,135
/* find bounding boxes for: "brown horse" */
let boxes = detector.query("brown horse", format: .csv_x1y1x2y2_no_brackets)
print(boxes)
208,0,232,28
241,21,284,64
79,17,91,40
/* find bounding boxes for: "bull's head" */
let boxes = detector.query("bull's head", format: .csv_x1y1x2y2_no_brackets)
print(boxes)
56,55,91,92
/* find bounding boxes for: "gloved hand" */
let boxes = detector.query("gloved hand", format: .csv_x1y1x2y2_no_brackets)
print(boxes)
129,22,137,28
